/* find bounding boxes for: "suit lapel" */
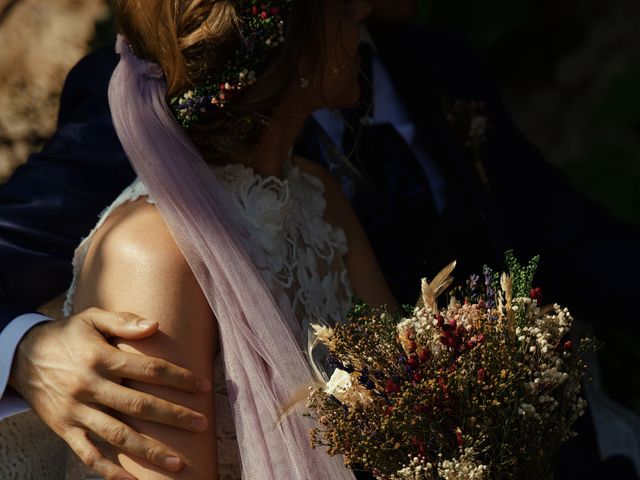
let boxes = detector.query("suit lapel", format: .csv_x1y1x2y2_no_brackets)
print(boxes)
373,26,508,258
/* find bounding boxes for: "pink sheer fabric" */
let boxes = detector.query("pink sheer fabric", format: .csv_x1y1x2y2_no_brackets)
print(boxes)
108,36,354,479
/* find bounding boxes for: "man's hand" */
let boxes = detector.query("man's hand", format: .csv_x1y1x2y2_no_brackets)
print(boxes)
9,307,212,480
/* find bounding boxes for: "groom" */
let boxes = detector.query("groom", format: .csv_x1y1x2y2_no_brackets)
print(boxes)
1,1,638,479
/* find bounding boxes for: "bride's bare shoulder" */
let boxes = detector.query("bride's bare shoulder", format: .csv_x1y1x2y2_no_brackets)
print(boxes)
73,198,195,314
91,199,188,275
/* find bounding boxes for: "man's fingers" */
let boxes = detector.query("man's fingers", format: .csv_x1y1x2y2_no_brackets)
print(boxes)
64,426,138,480
79,407,185,474
80,307,159,340
104,349,212,393
91,381,209,432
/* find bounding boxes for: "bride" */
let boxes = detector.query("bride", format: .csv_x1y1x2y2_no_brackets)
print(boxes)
3,0,397,478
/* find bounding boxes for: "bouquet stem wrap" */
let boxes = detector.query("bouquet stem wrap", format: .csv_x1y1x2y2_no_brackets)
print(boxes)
108,35,353,480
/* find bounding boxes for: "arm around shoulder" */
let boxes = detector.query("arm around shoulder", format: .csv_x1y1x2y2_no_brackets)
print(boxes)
72,198,219,479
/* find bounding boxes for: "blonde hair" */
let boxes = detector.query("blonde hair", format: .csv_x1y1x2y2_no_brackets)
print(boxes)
111,0,324,163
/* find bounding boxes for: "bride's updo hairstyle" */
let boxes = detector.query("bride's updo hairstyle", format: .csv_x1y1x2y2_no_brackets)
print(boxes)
111,0,325,163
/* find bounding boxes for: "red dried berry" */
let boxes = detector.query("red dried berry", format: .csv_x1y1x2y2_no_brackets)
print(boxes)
385,379,400,394
418,348,429,362
414,403,427,413
407,355,420,368
530,287,543,303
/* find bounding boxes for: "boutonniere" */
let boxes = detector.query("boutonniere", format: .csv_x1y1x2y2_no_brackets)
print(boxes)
444,99,491,189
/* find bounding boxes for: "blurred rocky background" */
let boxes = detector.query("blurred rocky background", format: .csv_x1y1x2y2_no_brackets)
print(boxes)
0,0,638,408
0,0,109,179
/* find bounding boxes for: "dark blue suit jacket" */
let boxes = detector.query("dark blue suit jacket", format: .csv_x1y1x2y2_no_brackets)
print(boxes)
0,49,134,324
0,27,638,338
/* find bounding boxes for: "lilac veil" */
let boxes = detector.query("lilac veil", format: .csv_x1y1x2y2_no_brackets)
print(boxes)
108,36,354,479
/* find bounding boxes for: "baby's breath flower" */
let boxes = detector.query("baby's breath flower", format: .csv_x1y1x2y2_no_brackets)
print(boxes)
306,257,594,480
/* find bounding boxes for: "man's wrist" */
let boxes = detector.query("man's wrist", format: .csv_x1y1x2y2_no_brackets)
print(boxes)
1,313,52,398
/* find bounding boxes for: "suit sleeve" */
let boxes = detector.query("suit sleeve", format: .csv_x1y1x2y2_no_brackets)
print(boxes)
0,47,136,331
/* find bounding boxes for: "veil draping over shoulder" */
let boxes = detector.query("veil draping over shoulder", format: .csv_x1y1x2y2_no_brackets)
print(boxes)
108,35,354,479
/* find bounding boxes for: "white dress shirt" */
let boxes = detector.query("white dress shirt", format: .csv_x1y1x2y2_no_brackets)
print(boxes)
0,313,51,420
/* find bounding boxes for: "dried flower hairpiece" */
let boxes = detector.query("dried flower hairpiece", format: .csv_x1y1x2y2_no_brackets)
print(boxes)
170,0,293,129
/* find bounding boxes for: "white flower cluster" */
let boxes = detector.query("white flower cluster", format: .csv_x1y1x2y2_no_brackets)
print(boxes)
437,449,489,480
398,311,446,358
400,304,464,361
237,68,257,87
512,299,587,426
264,19,286,47
518,402,540,420
390,455,435,480
388,449,489,480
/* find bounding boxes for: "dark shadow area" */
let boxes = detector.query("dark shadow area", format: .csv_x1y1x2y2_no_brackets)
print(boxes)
418,0,640,415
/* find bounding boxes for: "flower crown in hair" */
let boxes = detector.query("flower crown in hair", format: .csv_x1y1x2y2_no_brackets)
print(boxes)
170,0,293,129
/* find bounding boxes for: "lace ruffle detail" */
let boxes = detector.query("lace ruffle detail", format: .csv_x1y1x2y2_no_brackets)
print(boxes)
214,163,352,338
0,411,68,479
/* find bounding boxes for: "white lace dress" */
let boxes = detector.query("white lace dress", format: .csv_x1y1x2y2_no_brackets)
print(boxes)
0,162,353,479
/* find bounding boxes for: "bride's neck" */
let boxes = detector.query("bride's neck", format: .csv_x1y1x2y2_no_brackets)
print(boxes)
248,103,309,178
